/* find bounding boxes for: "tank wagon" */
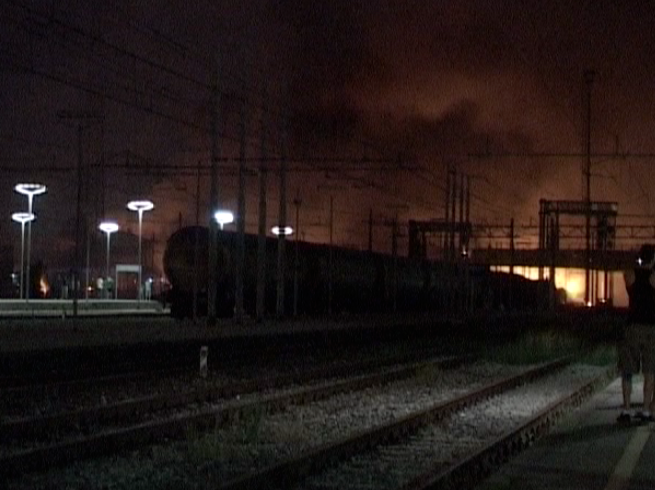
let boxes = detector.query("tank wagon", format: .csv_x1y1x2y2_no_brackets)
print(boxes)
163,226,555,319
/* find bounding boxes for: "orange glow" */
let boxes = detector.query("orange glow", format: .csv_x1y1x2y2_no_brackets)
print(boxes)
39,276,49,297
564,278,582,298
491,265,627,307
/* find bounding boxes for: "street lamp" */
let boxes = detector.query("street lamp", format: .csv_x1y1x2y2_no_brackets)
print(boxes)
98,221,119,299
214,210,234,230
127,200,154,301
14,183,47,300
271,225,293,236
11,212,35,300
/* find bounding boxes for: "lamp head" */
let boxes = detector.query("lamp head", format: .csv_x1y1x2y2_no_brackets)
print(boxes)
271,225,293,236
12,212,35,224
214,210,234,228
99,221,119,234
14,183,47,197
127,200,154,212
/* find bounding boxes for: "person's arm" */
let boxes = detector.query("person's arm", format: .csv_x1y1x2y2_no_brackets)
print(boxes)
625,269,636,289
649,270,655,289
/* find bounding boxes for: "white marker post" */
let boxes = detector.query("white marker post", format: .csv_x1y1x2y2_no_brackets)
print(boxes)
199,346,209,378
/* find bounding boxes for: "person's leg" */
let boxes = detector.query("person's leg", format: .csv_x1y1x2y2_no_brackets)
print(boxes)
622,373,633,410
643,373,654,415
618,372,633,422
617,333,636,422
637,325,655,421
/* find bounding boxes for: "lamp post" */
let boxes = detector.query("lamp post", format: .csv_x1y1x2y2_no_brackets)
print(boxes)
12,212,35,300
127,200,154,301
14,183,47,300
292,197,301,316
98,221,119,299
214,210,234,230
208,210,234,318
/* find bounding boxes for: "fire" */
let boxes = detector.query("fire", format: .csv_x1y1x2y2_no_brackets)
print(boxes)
39,276,50,297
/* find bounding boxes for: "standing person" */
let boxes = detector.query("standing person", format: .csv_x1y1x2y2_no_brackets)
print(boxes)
623,243,655,423
616,330,639,423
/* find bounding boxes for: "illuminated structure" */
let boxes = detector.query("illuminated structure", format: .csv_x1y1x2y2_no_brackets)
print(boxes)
11,212,35,300
127,200,154,300
14,183,47,300
271,226,293,236
214,210,234,230
98,221,119,299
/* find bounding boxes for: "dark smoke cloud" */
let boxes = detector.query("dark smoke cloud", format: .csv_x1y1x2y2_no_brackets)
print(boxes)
2,0,655,269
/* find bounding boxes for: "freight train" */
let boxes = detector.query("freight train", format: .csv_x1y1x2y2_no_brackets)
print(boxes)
163,226,556,319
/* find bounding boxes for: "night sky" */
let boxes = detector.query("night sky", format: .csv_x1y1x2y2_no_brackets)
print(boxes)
2,0,655,274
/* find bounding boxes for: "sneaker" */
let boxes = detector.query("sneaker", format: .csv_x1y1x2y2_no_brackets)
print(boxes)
635,411,655,423
617,412,631,423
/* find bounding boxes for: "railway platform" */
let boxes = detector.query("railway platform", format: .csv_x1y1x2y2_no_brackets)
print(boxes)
0,312,456,355
0,298,167,318
476,375,655,490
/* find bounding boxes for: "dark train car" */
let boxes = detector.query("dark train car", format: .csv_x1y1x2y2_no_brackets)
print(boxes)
0,242,14,298
163,226,455,318
473,269,558,311
163,226,555,319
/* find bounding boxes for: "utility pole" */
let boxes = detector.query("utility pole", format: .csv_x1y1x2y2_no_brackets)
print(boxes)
207,63,221,325
584,69,595,307
57,110,102,317
384,204,407,313
293,195,302,316
235,97,247,323
318,183,346,315
276,115,288,319
193,162,200,322
368,208,373,253
509,218,515,311
329,195,334,315
77,122,83,310
392,215,398,313
458,173,465,253
256,87,268,322
449,168,457,260
444,168,451,258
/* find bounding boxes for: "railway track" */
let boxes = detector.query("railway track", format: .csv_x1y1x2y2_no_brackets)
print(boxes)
215,358,589,489
1,345,460,420
3,356,607,490
1,355,468,480
293,364,614,490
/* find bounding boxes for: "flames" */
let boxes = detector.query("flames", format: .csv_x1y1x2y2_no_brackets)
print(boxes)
39,276,49,297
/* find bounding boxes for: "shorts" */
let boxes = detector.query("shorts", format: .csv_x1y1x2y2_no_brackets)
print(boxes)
625,323,655,374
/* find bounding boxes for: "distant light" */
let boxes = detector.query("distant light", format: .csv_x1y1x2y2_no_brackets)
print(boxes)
586,301,593,308
98,221,119,234
214,210,234,229
272,226,293,236
127,200,154,212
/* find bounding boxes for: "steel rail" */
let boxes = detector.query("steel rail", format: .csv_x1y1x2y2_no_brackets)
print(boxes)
0,356,466,478
217,358,573,490
402,365,616,490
